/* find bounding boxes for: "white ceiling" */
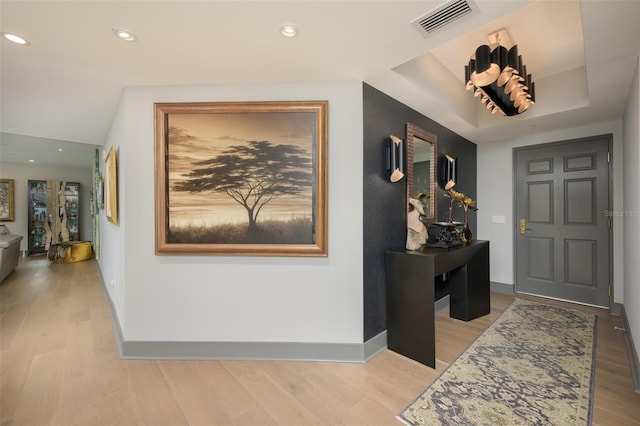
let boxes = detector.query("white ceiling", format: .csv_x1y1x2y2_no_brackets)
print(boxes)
1,0,639,168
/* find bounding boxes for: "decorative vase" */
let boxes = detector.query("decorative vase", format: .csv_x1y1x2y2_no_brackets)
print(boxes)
461,207,472,243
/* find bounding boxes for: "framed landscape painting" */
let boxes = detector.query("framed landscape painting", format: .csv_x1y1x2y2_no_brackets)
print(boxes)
0,179,15,221
104,145,118,224
154,101,328,256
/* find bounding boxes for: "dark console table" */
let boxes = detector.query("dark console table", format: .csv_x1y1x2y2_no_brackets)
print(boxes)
385,240,490,368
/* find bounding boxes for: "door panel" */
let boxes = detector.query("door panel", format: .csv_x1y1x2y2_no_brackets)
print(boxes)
565,179,595,224
528,237,554,281
565,239,596,287
528,181,553,222
515,136,610,307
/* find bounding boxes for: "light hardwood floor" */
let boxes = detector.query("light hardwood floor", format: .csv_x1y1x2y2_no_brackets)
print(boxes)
1,257,639,425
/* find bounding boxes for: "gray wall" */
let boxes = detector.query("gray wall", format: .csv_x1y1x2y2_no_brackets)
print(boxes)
362,83,477,341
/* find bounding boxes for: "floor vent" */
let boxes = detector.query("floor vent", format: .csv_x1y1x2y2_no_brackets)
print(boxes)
412,0,477,36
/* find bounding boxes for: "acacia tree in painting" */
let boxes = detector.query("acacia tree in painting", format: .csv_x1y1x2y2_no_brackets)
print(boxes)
173,138,312,231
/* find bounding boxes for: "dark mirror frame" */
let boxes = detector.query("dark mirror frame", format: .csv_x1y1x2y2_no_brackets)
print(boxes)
406,122,437,225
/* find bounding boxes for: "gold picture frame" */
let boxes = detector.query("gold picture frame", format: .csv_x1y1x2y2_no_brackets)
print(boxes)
154,100,328,256
0,179,15,222
104,145,118,224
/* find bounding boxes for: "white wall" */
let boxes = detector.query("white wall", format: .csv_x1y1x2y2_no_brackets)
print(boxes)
0,162,93,253
99,93,128,328
99,82,365,344
477,119,625,304
623,55,640,358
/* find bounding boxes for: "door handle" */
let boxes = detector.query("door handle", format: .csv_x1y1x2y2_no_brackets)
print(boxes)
520,218,533,235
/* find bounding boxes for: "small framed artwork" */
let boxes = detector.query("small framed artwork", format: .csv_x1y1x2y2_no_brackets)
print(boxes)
0,179,15,222
104,145,118,224
154,100,328,256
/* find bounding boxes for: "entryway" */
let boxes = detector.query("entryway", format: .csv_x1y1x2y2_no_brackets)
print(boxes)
514,135,611,308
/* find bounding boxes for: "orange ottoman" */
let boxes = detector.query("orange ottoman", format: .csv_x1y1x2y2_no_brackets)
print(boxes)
62,241,93,263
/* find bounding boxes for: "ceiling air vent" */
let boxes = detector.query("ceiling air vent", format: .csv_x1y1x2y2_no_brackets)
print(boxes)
412,0,477,36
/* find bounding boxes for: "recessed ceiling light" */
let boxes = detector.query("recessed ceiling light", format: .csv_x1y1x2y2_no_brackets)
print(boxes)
58,148,63,152
28,159,35,163
2,32,29,45
279,24,298,38
113,28,137,42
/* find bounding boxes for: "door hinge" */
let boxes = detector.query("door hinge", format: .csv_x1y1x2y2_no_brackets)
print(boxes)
608,218,612,230
609,285,611,297
608,151,611,163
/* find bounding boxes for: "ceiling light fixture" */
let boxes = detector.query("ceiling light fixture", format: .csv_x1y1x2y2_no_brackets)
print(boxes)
113,28,137,42
2,32,29,45
464,28,535,116
279,23,298,38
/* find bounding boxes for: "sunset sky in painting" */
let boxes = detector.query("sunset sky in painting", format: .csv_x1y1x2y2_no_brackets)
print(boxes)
167,111,315,228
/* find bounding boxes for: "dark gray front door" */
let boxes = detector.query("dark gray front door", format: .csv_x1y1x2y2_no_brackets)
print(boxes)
514,135,611,307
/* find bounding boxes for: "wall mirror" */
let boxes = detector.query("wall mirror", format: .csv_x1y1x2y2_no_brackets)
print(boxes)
406,122,437,224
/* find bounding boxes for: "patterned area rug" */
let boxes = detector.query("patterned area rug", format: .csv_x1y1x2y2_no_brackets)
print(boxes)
399,298,597,426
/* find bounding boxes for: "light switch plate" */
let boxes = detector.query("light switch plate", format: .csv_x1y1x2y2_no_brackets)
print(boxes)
492,215,506,224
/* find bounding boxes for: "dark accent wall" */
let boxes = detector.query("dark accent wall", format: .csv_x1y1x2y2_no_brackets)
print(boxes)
363,83,477,341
